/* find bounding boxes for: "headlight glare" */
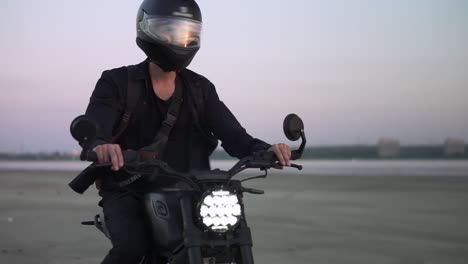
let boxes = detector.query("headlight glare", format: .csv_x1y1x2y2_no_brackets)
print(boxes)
198,187,242,233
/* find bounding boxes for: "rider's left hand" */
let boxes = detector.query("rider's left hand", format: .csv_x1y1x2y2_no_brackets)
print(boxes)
269,143,292,168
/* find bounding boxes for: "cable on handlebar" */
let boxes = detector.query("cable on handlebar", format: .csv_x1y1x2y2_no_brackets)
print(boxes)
123,162,201,192
239,169,268,183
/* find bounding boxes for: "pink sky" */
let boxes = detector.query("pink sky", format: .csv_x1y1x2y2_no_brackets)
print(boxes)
1,0,467,152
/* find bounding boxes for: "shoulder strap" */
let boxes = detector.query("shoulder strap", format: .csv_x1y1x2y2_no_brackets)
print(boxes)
117,74,184,188
152,79,184,143
140,78,184,157
111,65,142,143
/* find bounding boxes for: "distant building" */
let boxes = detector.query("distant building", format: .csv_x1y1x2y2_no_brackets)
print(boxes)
444,138,465,156
378,138,400,158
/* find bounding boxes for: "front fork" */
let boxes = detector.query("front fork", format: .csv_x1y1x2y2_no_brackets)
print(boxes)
179,192,203,264
238,220,255,264
178,193,255,264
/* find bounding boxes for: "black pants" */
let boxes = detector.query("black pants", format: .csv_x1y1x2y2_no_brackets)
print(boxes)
99,189,150,264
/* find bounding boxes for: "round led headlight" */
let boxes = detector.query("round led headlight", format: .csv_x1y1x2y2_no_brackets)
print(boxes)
198,187,242,233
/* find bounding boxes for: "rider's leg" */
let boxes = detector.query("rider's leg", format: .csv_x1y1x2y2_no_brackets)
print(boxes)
99,190,150,264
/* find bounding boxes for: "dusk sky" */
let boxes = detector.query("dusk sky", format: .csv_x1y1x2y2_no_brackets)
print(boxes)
0,0,467,153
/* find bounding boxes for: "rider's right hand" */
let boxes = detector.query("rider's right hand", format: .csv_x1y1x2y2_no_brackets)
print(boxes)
94,144,124,171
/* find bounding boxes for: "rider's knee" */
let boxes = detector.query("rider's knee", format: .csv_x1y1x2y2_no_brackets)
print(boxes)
111,242,147,263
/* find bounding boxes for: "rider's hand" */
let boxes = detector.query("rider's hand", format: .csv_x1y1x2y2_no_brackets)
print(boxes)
94,144,124,171
269,143,292,167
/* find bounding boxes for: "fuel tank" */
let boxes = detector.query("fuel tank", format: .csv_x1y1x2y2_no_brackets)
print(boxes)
143,192,183,250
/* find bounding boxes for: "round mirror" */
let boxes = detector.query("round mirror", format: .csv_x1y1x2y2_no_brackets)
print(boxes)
70,115,97,144
283,113,304,141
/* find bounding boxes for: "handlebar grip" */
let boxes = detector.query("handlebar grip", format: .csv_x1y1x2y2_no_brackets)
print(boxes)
85,151,98,162
84,150,137,163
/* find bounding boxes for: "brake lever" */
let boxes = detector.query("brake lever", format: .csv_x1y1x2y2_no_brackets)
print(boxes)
271,161,303,170
289,163,303,170
241,187,265,195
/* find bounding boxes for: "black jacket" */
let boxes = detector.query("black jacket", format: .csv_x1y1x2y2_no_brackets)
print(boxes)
69,60,270,193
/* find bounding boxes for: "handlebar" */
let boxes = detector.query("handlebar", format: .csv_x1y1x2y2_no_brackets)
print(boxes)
83,148,302,185
70,113,306,194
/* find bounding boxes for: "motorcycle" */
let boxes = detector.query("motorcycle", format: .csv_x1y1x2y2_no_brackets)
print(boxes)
70,113,306,264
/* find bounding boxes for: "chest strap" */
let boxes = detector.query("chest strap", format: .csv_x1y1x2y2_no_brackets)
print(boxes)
118,75,184,188
139,75,184,159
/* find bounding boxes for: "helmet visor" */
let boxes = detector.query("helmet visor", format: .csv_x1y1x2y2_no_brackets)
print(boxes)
140,14,202,49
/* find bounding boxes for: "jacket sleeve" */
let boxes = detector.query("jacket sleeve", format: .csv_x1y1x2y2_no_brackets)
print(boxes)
204,82,271,159
69,71,122,194
85,70,122,146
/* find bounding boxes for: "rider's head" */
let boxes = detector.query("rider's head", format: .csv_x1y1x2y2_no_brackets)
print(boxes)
136,0,202,72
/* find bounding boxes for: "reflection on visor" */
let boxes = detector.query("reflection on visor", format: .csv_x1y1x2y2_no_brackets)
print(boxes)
140,14,202,48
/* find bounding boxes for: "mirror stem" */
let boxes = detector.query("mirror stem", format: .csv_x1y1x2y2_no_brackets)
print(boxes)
296,129,307,158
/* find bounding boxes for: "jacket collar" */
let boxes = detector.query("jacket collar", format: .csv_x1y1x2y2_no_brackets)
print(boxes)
133,59,151,80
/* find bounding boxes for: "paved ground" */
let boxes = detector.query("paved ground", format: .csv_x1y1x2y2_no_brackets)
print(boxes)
0,170,467,264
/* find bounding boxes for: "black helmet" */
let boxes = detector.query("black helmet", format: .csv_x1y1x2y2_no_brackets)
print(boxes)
136,0,202,72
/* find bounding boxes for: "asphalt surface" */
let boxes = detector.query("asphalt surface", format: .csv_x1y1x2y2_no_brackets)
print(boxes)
1,170,467,264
